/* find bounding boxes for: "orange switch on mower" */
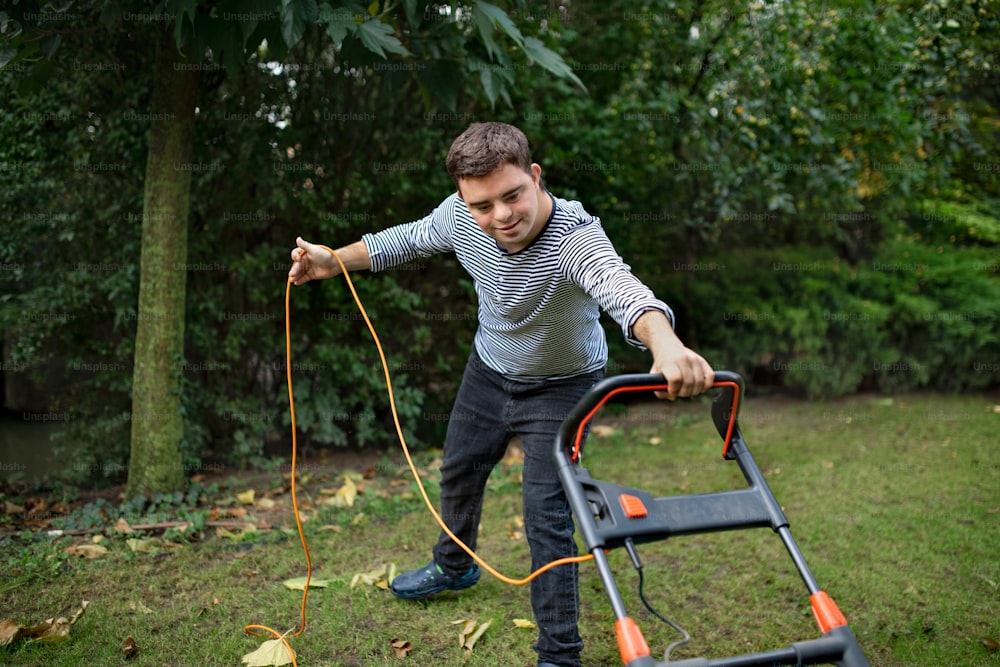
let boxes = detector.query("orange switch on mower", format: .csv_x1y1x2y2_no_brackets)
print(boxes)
619,493,648,519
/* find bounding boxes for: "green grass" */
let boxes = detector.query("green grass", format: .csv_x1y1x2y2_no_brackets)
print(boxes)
1,391,999,667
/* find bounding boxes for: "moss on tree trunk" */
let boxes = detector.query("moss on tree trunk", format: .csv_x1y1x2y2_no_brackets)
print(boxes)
125,27,198,499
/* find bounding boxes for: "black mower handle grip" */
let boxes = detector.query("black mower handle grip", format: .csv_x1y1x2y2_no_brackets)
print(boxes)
554,371,745,463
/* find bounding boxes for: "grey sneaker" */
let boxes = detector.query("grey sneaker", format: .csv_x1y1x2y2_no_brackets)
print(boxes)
389,560,480,599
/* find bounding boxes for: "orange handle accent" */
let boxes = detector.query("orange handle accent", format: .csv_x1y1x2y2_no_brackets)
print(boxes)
810,591,848,633
615,617,651,664
571,380,741,461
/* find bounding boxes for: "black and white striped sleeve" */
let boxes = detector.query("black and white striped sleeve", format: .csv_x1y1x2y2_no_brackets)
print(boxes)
560,219,675,348
362,195,458,272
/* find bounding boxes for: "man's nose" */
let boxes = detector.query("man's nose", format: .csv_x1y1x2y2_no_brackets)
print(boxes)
494,202,513,222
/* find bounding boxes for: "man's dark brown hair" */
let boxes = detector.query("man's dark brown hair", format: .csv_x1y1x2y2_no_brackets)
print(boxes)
445,122,533,185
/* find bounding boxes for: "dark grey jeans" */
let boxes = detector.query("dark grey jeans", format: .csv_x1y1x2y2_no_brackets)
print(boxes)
431,349,604,667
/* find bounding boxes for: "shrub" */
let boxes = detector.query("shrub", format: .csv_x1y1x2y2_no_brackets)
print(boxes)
653,238,999,397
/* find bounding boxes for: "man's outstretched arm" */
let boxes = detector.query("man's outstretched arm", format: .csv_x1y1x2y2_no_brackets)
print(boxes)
632,309,714,400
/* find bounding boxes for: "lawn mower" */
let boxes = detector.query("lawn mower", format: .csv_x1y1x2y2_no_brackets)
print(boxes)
554,371,870,666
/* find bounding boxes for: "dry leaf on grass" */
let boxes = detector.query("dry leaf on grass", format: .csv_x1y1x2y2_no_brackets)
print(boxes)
0,600,89,647
121,636,138,659
389,638,413,658
241,637,295,666
319,475,357,508
0,621,21,646
350,563,396,590
451,618,491,654
63,544,108,559
282,577,332,590
512,618,536,629
590,425,618,438
237,489,256,505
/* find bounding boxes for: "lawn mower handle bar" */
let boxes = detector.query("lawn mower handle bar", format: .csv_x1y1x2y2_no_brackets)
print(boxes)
621,623,869,666
554,371,744,462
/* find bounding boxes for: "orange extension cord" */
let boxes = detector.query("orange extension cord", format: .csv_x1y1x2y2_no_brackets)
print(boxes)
244,246,594,665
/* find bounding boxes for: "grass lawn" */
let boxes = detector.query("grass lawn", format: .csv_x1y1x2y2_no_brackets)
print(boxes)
1,390,998,666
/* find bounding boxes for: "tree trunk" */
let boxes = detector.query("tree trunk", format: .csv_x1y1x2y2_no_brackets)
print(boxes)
125,27,198,499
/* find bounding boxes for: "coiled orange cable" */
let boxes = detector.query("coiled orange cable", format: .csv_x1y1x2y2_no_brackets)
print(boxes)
244,247,594,665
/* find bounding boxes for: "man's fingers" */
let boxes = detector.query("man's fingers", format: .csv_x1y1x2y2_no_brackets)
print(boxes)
652,354,715,400
288,243,313,285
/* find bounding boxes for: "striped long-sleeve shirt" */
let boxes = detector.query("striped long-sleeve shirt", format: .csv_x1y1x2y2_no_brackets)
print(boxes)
362,192,673,380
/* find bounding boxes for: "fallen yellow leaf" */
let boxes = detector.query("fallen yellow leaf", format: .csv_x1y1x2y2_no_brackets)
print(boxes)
452,618,492,653
350,564,393,588
282,577,332,591
320,475,358,508
463,620,491,653
513,618,536,629
241,637,295,666
237,489,256,505
64,544,108,559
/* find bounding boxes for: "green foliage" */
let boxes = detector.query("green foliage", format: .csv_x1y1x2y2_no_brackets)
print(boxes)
663,238,1000,397
913,197,1000,245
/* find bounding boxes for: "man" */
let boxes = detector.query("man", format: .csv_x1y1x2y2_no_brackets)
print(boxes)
288,122,713,667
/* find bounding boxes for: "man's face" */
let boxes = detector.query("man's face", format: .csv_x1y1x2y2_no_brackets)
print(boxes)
457,162,549,253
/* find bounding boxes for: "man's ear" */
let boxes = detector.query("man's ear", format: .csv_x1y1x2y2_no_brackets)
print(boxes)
530,163,543,186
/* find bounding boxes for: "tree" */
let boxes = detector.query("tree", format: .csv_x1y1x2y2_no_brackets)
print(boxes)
1,0,582,497
126,27,198,496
